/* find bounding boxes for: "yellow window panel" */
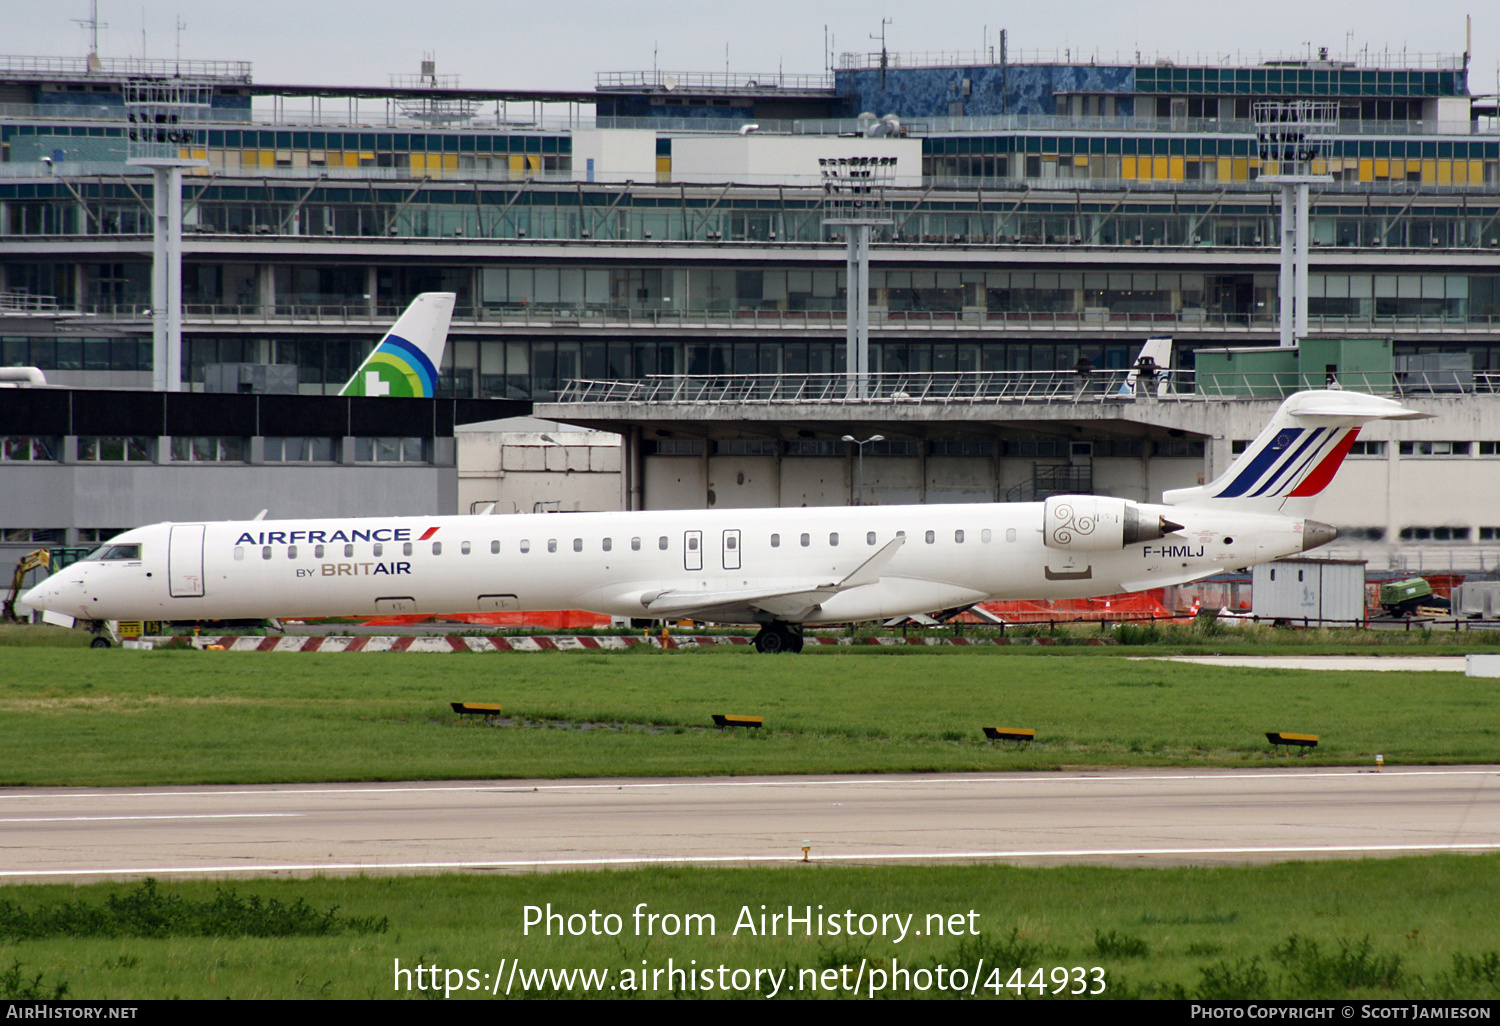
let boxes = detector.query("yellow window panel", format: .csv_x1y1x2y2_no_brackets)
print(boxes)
1436,161,1452,184
1073,155,1088,166
1232,158,1249,181
656,156,672,172
1168,156,1184,180
443,153,459,170
1421,159,1437,182
1358,159,1374,182
1121,155,1137,179
1374,159,1389,179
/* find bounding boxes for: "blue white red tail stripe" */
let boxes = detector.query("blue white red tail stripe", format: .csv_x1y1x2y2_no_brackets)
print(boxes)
1248,427,1331,497
1213,427,1360,501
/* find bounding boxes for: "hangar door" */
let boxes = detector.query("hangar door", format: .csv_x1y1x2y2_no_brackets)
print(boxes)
168,524,206,598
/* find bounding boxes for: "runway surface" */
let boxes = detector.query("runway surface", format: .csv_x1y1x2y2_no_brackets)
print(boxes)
1143,655,1467,672
1,767,1496,882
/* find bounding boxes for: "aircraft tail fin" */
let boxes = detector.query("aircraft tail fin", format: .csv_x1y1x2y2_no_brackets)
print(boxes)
1162,390,1425,515
339,292,456,397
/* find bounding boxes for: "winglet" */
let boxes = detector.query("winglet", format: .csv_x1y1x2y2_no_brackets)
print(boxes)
839,536,906,589
340,292,456,398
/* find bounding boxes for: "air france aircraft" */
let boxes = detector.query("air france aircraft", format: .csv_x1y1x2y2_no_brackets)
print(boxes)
23,390,1421,652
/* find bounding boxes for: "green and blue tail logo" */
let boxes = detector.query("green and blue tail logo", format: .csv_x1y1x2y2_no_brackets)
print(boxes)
340,292,456,398
343,334,439,397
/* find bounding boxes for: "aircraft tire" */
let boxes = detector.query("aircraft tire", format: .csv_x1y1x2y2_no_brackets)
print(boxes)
89,636,112,649
753,625,793,654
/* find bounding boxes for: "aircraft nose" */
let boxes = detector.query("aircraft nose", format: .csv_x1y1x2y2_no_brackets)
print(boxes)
1301,520,1338,551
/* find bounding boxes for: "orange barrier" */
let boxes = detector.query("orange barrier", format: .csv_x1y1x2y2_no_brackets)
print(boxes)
977,589,1176,623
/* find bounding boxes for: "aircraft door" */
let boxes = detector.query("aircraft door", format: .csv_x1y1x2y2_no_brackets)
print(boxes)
168,524,206,598
722,529,741,570
684,530,703,571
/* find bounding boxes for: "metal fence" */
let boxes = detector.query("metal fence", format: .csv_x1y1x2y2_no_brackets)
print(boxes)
553,369,1500,405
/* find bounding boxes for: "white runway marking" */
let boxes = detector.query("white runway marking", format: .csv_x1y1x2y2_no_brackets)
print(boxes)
5,841,1499,880
0,813,301,823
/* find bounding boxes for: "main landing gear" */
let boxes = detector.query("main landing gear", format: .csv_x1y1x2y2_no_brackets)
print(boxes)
753,622,804,654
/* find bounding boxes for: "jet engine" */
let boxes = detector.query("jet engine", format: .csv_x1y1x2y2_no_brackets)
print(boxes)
1042,496,1183,552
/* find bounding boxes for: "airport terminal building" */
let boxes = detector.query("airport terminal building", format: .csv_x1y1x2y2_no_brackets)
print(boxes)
3,42,1499,572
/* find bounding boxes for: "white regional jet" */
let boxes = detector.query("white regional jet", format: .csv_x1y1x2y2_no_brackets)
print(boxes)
24,390,1420,652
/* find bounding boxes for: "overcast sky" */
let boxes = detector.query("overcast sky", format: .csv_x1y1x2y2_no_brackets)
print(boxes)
4,0,1494,94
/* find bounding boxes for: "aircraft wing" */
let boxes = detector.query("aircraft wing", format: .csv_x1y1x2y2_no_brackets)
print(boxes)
641,537,905,621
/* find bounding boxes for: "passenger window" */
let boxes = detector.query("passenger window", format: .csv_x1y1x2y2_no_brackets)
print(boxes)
982,529,992,543
234,546,244,561
461,541,471,555
631,537,641,551
771,533,780,547
688,536,699,551
262,546,272,560
548,539,557,553
829,532,839,546
403,542,413,556
491,540,500,554
344,544,354,557
603,538,612,552
372,543,383,557
726,535,737,550
658,536,668,550
573,538,583,552
800,533,810,547
896,530,905,538
1006,528,1016,542
432,542,442,555
520,539,531,553
867,531,876,545
955,530,964,544
925,530,935,544
314,544,325,558
288,546,298,558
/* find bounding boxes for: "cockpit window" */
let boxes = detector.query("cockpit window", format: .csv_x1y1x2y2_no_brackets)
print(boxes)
91,543,142,561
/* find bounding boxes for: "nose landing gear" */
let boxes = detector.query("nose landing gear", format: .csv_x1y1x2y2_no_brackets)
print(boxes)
752,622,804,654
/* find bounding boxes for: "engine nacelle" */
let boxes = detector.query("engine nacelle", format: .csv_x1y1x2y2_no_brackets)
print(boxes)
1043,495,1182,552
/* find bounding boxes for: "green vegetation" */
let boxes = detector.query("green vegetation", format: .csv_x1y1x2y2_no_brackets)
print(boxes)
0,857,1497,999
1,644,1496,785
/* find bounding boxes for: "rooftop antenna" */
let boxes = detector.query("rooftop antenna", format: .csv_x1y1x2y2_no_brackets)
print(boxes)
73,0,107,71
871,17,891,89
174,15,186,75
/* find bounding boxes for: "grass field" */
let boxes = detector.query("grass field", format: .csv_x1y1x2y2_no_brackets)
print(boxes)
1,857,1498,999
0,641,1496,785
2,628,1498,1001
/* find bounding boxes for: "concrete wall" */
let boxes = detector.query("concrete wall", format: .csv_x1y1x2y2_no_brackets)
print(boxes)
456,428,623,514
570,130,658,184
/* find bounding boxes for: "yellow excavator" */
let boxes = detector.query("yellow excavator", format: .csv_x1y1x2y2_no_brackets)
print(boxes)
3,549,50,623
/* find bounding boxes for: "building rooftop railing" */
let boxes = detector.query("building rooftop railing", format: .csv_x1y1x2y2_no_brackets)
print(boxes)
595,70,834,93
0,55,252,81
552,369,1500,405
0,291,60,314
836,48,1468,72
6,100,1493,138
61,304,1500,337
5,162,1500,201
